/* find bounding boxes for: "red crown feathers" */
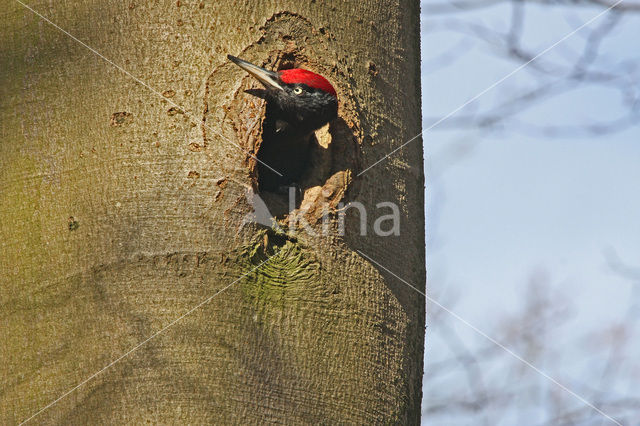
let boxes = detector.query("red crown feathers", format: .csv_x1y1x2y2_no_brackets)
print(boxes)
279,69,337,97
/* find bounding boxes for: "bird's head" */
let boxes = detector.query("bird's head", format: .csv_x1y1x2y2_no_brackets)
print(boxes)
228,55,338,133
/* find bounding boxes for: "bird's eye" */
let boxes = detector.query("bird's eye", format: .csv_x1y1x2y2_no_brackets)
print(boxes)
293,87,303,95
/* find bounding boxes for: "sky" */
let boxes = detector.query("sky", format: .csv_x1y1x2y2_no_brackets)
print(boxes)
420,1,640,424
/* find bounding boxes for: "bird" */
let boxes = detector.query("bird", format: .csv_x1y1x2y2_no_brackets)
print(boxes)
228,55,338,192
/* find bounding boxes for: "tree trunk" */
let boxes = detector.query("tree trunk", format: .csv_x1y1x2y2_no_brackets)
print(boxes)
1,1,424,424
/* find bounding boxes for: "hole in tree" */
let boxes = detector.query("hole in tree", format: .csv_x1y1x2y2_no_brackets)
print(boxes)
256,106,317,192
253,56,321,215
239,55,357,221
255,111,321,216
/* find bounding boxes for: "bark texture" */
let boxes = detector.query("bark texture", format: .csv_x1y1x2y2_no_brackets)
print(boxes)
1,1,424,424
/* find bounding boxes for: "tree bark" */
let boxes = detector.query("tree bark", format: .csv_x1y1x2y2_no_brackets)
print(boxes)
1,1,424,424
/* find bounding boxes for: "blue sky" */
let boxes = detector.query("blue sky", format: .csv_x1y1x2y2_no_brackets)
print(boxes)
421,1,640,423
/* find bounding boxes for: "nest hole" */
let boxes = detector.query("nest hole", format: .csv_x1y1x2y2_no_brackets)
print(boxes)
230,56,359,223
255,116,326,216
252,116,357,222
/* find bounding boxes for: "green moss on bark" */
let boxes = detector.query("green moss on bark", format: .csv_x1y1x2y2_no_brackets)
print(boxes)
237,230,319,314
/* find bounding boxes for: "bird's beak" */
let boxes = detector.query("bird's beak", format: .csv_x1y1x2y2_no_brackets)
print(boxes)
227,55,284,91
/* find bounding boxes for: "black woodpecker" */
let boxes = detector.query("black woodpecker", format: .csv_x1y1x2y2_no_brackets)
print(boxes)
228,55,338,191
